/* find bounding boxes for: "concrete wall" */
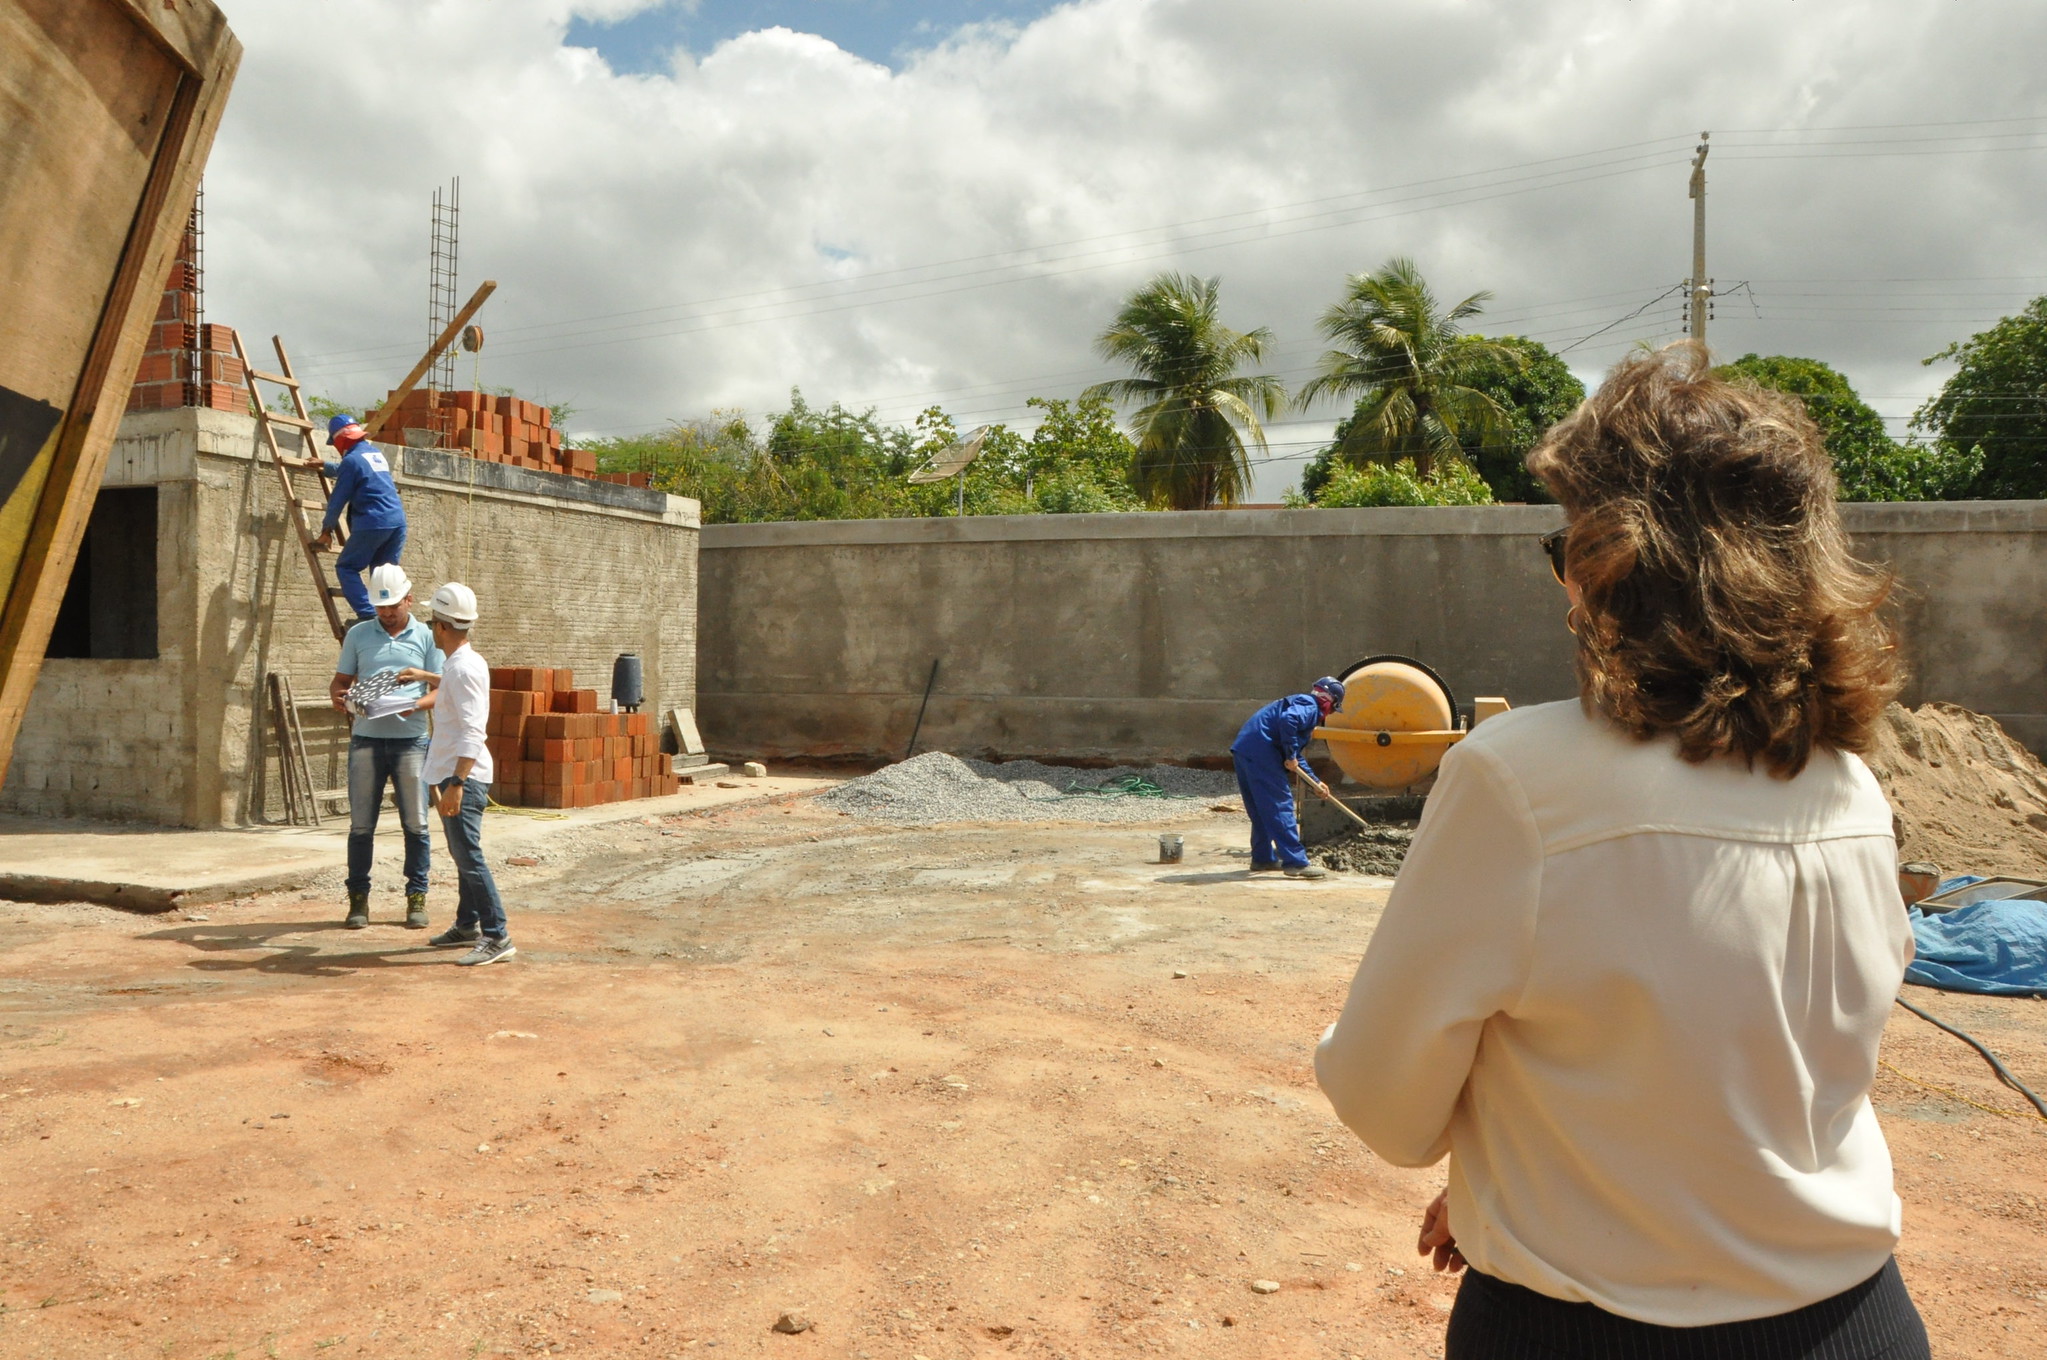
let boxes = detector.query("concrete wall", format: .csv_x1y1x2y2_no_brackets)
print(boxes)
697,503,2047,764
3,409,700,826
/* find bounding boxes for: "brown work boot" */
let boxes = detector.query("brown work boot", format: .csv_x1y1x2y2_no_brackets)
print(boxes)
404,892,429,929
345,892,370,929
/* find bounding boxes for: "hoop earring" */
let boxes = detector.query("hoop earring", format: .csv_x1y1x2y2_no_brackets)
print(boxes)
1566,605,1581,636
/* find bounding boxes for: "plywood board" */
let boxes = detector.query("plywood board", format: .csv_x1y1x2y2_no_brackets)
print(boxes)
0,0,241,782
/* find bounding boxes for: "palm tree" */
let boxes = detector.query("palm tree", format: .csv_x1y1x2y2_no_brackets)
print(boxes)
1298,257,1523,479
1084,273,1287,510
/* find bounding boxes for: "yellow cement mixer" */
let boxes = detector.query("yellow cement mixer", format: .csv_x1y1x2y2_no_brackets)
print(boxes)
1313,655,1510,793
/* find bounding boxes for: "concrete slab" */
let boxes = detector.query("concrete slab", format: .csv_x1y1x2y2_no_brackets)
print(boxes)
0,822,339,911
0,774,839,911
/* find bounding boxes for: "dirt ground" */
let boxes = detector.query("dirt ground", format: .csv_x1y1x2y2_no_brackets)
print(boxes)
3,791,2045,1359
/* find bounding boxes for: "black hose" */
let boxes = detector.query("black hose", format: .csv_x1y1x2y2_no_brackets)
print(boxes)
1894,993,2047,1122
904,659,940,762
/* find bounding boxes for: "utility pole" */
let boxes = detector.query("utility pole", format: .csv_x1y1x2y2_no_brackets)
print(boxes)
1687,131,1711,345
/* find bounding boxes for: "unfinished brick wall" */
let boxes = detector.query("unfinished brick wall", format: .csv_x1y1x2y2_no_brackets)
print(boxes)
125,228,248,414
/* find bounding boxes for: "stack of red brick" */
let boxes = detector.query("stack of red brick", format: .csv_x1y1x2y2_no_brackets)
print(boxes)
127,230,248,413
483,666,678,808
378,389,598,478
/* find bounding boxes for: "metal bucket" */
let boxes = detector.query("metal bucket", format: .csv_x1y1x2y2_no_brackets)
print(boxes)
1158,834,1184,864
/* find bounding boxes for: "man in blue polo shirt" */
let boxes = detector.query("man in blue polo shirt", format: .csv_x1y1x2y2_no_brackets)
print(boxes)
312,413,408,622
328,564,443,930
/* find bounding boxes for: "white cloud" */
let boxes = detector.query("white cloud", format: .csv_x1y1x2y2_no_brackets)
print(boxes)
203,0,2047,498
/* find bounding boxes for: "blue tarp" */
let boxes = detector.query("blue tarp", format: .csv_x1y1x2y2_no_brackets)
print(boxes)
1906,898,2047,997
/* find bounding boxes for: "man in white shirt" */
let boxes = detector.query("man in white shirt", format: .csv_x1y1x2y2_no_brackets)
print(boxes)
396,582,513,966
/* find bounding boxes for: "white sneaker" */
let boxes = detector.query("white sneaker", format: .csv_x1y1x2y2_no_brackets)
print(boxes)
457,937,517,966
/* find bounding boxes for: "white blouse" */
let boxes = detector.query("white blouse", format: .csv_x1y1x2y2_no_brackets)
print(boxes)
1315,699,1909,1326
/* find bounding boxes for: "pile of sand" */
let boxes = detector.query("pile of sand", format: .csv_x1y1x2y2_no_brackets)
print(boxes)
1864,702,2047,881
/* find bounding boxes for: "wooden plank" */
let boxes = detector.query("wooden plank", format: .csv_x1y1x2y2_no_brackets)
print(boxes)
0,0,241,784
359,280,498,443
111,0,237,75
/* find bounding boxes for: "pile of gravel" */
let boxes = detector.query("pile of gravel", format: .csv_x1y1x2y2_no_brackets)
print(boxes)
1314,825,1416,876
819,751,1236,825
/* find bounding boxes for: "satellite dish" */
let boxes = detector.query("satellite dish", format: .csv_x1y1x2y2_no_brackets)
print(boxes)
908,425,989,484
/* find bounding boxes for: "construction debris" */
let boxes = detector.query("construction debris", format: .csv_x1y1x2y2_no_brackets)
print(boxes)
819,752,1234,825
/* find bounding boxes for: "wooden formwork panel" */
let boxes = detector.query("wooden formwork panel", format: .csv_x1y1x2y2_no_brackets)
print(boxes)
0,0,240,781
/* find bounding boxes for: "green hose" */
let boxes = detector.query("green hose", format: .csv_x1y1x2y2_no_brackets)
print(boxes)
1060,775,1195,800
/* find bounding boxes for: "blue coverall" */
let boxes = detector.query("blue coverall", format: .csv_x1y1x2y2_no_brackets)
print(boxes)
1230,693,1324,870
322,441,408,620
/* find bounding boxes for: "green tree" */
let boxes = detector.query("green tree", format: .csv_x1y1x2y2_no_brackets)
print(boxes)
1298,257,1523,479
1719,353,1978,501
1913,296,2047,499
624,390,1144,523
1084,272,1286,510
1311,457,1495,508
1012,394,1141,512
1453,335,1581,501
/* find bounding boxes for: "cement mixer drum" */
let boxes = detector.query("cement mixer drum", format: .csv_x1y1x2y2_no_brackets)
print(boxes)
1322,655,1461,791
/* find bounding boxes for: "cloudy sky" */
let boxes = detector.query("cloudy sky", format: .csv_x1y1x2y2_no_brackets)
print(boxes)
201,0,2047,498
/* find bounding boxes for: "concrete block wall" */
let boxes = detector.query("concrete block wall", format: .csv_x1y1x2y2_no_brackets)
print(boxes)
2,409,699,827
697,503,2047,765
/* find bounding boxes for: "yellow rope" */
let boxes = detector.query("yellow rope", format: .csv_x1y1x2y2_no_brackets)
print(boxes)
1879,1059,2026,1120
485,794,567,821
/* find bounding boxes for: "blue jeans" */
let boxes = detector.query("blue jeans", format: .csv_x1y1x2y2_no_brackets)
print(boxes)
436,777,507,939
334,524,406,619
1233,749,1309,870
346,735,431,894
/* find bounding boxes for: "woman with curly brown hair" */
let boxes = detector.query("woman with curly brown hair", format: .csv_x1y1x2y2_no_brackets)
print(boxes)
1316,343,1930,1358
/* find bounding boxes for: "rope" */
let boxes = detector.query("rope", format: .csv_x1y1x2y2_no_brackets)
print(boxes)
1893,994,2047,1123
1060,775,1196,800
1878,1059,2029,1121
485,794,567,820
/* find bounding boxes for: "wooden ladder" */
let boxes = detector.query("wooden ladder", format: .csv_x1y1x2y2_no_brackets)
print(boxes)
237,333,353,642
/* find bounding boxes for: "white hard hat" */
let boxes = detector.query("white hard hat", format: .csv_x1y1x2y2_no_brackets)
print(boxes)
366,563,412,607
427,581,478,628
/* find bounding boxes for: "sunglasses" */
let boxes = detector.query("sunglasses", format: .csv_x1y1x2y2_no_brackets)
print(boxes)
1540,529,1568,585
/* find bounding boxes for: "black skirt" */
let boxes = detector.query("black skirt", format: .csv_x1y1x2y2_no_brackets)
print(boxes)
1446,1257,1930,1360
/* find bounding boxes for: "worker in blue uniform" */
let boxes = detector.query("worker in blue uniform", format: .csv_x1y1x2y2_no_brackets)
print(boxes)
312,413,408,622
1230,676,1346,880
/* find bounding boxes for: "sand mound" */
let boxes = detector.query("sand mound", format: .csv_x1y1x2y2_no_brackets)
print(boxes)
1864,702,2047,880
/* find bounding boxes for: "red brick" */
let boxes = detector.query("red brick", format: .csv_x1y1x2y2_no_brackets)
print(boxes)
135,351,179,384
149,321,196,353
193,382,245,411
549,689,596,715
200,323,237,354
199,352,245,385
538,786,569,809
